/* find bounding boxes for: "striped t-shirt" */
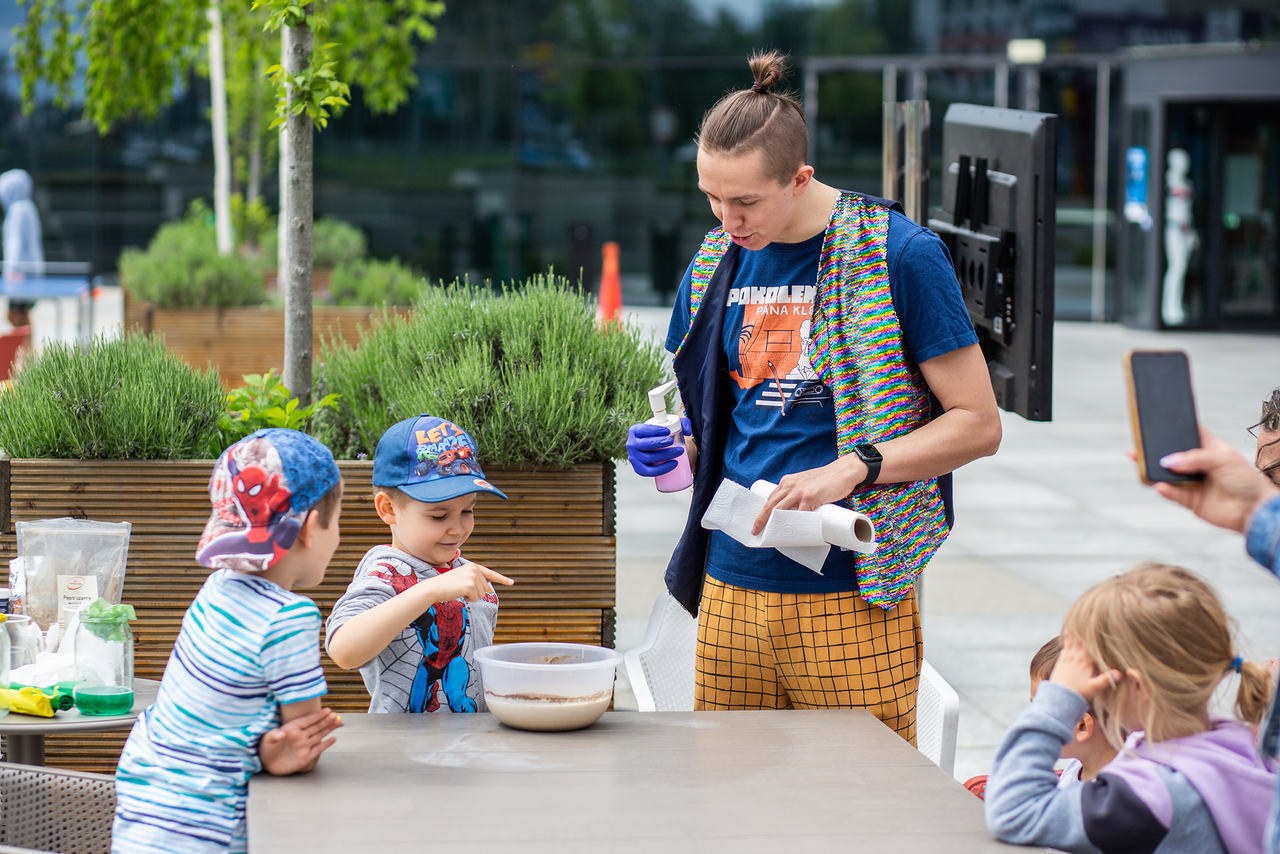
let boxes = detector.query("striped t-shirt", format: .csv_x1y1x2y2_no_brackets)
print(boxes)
113,570,327,853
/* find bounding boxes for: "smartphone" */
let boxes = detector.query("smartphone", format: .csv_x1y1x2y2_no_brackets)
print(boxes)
1123,349,1203,484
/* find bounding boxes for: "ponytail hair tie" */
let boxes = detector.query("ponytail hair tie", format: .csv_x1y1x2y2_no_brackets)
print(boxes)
1230,655,1243,674
750,81,767,93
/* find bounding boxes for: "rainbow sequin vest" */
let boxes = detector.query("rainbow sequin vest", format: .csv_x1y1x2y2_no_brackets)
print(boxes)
676,192,949,609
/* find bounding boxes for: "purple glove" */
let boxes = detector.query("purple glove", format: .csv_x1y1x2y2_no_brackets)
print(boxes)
627,420,690,478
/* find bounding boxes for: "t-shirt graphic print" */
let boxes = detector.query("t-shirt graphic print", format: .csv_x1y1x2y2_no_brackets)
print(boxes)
727,283,831,413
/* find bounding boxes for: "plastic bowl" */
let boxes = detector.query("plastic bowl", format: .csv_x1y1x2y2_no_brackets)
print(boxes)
475,642,620,732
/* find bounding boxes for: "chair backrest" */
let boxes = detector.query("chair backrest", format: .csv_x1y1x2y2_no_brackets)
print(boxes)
916,659,960,776
623,592,697,712
0,326,31,382
0,761,117,854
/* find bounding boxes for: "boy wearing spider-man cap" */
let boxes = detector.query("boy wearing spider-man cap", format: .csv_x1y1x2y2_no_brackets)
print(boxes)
326,414,515,714
114,429,345,853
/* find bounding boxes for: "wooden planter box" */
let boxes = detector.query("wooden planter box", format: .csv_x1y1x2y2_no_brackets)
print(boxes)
123,297,398,387
0,458,616,773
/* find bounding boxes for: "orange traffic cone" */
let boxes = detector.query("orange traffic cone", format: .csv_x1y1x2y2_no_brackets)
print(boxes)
597,241,622,326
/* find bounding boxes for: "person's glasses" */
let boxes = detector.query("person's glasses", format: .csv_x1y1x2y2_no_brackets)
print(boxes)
1247,398,1280,438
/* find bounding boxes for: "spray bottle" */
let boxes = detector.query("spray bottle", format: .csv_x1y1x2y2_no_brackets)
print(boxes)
647,380,693,493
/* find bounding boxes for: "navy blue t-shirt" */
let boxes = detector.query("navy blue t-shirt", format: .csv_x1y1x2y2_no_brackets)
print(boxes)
665,207,977,594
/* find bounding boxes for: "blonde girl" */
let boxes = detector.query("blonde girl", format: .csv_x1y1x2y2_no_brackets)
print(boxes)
986,562,1275,853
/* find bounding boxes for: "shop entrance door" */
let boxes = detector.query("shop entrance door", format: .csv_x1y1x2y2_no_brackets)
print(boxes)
1217,105,1279,326
1164,101,1280,329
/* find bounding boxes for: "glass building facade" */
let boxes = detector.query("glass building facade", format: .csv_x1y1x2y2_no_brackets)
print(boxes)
0,1,1276,327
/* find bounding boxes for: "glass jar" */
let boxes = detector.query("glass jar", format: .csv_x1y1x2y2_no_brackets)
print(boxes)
74,614,134,716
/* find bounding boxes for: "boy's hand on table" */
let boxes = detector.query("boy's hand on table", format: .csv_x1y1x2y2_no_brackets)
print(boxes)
260,707,343,776
432,561,515,602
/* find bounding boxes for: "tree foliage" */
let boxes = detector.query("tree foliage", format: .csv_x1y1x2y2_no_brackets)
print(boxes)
15,0,445,140
15,0,206,134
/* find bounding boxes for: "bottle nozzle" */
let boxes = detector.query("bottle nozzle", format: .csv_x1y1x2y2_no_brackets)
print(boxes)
648,380,678,419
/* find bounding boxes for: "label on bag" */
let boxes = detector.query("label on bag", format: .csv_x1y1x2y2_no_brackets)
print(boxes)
57,575,99,627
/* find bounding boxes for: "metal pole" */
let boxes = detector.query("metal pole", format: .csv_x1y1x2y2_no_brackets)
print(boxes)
804,65,819,166
1021,65,1040,111
1090,62,1112,321
882,65,897,200
904,102,920,223
994,63,1009,108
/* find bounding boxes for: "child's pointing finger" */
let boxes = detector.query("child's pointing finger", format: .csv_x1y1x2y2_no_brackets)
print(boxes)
479,565,515,586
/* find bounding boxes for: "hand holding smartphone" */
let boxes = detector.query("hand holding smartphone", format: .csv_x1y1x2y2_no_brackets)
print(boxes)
1123,349,1203,484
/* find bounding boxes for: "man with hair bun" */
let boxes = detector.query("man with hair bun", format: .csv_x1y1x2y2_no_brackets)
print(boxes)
627,50,1000,740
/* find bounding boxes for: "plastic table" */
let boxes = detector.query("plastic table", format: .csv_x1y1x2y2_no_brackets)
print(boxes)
0,678,159,766
249,709,1019,853
0,274,95,346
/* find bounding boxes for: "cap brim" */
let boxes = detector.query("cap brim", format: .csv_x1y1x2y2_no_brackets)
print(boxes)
396,477,509,503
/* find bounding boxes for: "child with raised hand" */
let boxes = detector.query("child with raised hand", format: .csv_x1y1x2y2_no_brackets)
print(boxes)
113,429,345,853
326,414,515,714
965,635,1118,800
985,563,1276,853
1028,635,1118,787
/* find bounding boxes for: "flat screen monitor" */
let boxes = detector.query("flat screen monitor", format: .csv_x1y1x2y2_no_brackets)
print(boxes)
927,103,1056,421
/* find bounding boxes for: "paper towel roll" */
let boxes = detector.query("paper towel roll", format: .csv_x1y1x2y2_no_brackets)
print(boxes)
749,480,876,553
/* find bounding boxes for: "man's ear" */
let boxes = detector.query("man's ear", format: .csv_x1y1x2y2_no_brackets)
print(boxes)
792,164,815,193
373,490,398,526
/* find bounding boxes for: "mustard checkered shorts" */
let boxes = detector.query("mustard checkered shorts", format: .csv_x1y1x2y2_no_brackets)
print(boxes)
695,575,922,743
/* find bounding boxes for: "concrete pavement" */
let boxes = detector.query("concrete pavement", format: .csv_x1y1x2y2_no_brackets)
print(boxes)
612,304,1280,781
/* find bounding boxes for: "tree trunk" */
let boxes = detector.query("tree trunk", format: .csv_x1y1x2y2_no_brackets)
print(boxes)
207,0,234,255
280,21,314,403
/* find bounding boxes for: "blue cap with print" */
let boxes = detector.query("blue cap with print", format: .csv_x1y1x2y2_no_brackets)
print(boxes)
195,428,341,572
372,414,508,504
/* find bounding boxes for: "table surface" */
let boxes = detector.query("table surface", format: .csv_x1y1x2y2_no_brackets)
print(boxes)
0,678,158,734
249,710,1019,853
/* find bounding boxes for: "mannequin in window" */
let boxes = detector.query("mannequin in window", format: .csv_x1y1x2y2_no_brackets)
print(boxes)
1161,148,1197,327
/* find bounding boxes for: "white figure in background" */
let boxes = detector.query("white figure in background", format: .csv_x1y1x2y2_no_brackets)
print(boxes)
0,168,44,330
1162,148,1197,327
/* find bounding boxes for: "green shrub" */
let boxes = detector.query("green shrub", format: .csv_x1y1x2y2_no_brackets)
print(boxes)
231,193,275,252
217,370,340,450
312,274,666,467
0,335,224,460
261,217,367,270
120,204,265,308
328,257,427,307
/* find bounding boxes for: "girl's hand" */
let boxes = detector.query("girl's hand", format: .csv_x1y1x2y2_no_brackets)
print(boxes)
1050,636,1124,702
431,561,514,602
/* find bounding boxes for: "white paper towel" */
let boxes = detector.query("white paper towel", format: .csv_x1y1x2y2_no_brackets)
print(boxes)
699,479,877,574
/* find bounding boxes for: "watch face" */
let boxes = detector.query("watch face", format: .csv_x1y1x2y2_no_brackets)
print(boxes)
856,443,882,463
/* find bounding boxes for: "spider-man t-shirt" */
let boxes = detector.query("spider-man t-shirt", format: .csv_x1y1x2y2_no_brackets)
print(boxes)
327,545,499,713
665,208,976,593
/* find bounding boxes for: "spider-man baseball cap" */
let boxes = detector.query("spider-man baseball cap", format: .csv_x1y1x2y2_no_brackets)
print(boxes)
372,414,508,504
195,428,342,572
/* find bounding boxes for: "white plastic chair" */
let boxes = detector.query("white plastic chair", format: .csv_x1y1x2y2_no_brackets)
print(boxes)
623,592,697,712
916,659,960,776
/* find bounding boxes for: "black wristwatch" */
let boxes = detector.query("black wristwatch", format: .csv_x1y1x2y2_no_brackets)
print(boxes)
853,443,882,489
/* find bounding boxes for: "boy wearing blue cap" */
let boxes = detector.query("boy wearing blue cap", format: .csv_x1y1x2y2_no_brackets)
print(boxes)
326,414,515,714
113,429,345,853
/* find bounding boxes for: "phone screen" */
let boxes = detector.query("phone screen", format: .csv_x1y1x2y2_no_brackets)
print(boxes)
1124,350,1202,484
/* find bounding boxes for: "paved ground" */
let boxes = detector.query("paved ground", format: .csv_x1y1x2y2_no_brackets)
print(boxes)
34,288,1280,782
611,304,1280,782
